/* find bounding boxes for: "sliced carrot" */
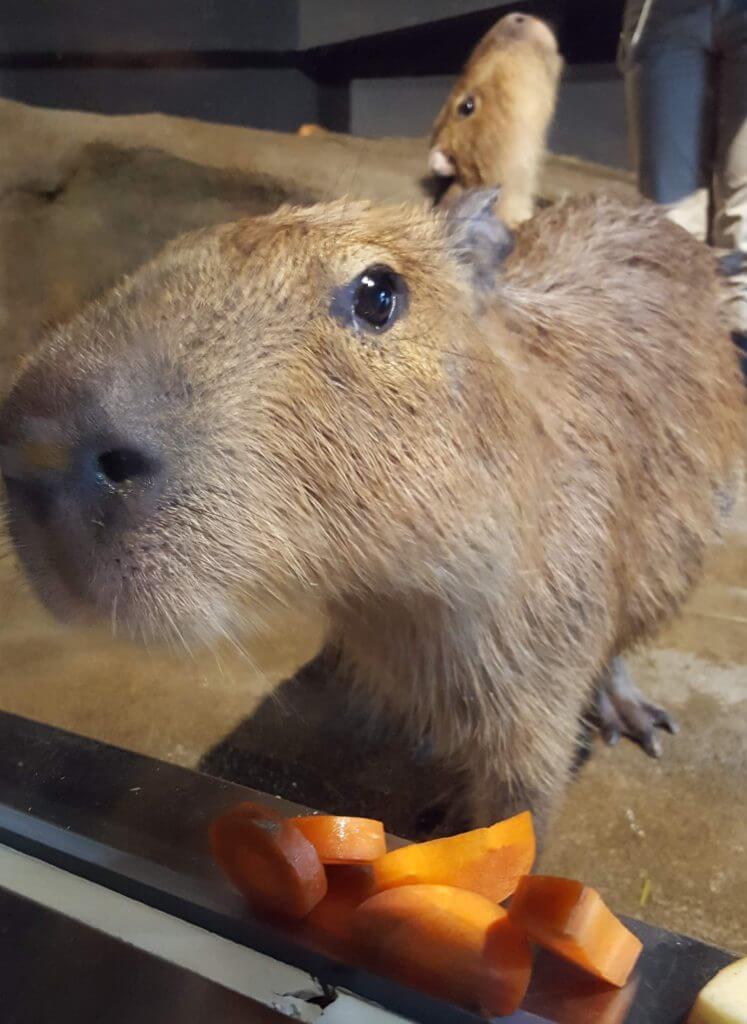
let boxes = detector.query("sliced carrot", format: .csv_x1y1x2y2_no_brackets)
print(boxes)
305,865,374,942
508,875,643,988
371,811,535,904
352,884,532,1017
209,801,327,919
289,815,386,865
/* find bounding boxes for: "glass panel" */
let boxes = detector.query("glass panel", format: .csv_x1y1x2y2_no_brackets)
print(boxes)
0,3,744,1020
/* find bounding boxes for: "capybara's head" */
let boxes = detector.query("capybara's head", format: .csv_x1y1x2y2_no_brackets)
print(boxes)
429,12,562,187
0,192,519,647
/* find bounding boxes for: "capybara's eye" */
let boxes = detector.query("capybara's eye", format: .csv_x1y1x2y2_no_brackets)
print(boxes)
330,264,408,336
346,264,407,333
457,95,475,118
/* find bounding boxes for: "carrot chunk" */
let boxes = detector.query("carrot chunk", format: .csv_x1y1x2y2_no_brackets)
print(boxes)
289,815,386,864
305,865,374,942
209,801,327,919
508,875,642,987
352,884,532,1017
371,811,535,904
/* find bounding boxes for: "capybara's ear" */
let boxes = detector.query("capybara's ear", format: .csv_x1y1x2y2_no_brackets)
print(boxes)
444,188,513,295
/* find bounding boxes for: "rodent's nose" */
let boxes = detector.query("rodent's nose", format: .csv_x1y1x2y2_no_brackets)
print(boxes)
96,447,158,487
0,423,164,533
428,147,457,178
0,370,170,616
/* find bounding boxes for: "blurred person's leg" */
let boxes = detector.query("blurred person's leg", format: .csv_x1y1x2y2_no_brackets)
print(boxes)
712,1,747,362
621,0,713,240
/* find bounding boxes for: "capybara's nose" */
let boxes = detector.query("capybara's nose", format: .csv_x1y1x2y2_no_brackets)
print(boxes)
95,446,159,487
428,147,457,177
0,417,164,535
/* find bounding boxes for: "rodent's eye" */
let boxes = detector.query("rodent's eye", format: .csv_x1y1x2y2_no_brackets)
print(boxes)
457,95,475,118
331,264,407,335
353,266,402,330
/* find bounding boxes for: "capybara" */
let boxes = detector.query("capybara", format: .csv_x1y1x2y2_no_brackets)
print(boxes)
0,190,743,836
298,124,326,137
429,12,563,226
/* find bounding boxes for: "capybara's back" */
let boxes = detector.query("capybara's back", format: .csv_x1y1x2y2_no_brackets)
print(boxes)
500,196,744,652
0,190,743,836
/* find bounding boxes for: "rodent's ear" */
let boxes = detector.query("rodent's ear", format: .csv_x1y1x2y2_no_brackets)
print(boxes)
444,188,513,295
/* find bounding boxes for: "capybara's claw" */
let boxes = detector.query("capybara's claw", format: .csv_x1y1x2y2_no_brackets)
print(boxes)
595,658,678,759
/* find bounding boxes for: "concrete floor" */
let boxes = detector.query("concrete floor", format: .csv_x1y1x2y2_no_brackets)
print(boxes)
0,493,744,955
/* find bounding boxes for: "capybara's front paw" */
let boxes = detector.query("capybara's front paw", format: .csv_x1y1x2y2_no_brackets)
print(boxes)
595,657,678,758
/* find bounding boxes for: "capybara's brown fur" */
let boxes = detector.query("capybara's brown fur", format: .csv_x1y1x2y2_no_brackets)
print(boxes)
1,192,743,835
430,12,563,226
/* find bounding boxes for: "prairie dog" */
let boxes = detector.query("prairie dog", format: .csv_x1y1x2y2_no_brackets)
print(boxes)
429,12,563,226
1,192,743,836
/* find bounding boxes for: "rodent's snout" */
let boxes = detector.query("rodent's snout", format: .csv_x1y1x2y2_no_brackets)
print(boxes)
0,369,167,616
496,11,558,51
1,429,162,527
428,147,457,178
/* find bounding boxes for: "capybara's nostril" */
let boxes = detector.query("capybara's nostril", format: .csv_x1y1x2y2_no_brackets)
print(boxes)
97,447,156,486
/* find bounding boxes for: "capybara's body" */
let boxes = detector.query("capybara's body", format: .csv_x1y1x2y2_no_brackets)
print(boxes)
429,13,563,226
1,193,743,834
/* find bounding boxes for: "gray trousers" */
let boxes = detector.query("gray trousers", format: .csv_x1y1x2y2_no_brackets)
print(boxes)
621,0,747,330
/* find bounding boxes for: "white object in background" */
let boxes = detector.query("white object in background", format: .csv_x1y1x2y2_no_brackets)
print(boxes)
689,957,747,1024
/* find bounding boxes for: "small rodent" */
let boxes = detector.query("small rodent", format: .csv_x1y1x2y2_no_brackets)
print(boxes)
429,12,563,227
0,191,743,835
297,124,326,137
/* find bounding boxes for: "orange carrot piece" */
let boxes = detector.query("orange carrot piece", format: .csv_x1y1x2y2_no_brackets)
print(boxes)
209,802,327,919
508,876,643,988
371,811,535,904
353,884,532,1017
305,865,374,942
289,815,386,865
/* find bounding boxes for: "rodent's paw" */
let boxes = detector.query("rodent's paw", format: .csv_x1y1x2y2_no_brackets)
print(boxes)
595,658,678,759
